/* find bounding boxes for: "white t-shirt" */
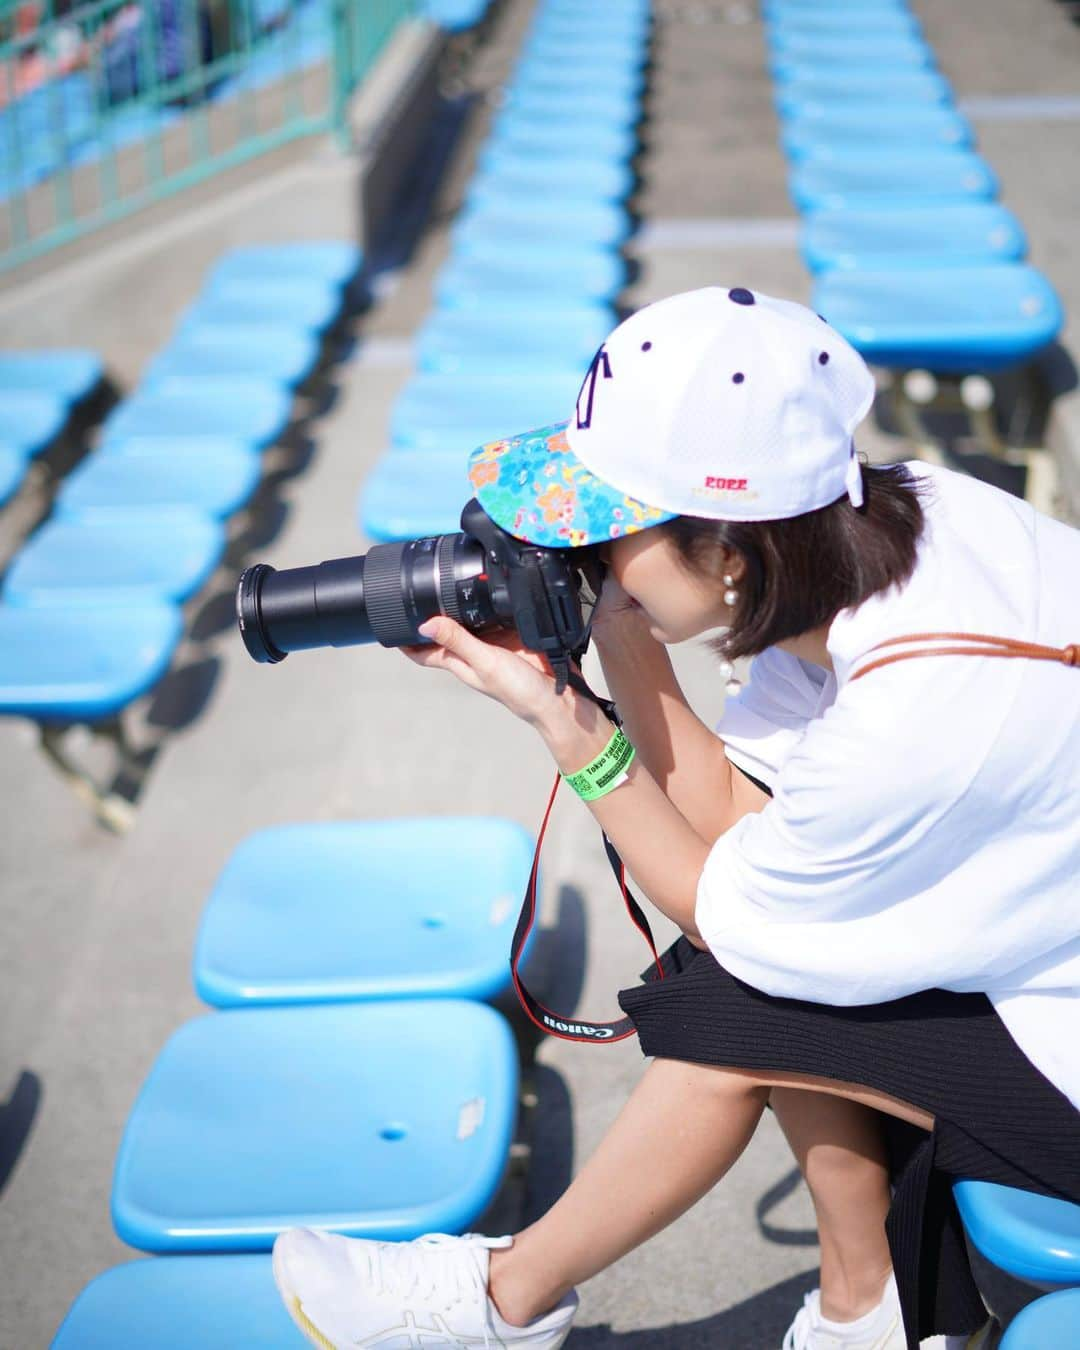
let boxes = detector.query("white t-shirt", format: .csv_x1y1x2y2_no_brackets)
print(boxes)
698,462,1080,1110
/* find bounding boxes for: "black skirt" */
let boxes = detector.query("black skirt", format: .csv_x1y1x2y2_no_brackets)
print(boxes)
618,937,1080,1348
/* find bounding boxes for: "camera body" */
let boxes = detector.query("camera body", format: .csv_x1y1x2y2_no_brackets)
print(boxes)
237,498,604,691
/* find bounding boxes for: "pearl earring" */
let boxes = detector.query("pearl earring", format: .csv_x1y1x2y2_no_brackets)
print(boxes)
723,573,739,608
718,657,742,698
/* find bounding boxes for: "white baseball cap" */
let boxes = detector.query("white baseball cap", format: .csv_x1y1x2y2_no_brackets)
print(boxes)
467,286,876,547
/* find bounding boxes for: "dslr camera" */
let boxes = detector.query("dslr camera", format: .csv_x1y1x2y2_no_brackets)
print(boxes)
237,498,605,692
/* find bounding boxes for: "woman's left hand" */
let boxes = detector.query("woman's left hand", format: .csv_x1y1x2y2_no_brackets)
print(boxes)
403,618,577,729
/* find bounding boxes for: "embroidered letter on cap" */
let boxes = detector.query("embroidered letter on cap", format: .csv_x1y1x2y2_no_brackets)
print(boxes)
576,346,613,430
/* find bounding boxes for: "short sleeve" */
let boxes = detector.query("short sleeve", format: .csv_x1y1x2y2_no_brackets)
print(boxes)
717,647,833,790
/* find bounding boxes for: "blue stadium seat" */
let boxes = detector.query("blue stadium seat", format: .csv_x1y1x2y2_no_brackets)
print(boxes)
1000,1289,1080,1349
465,180,632,234
0,444,28,506
781,106,973,160
492,99,639,141
143,323,320,389
207,242,361,290
954,1181,1080,1287
529,20,649,49
452,198,632,251
768,17,922,48
184,276,342,335
0,605,183,722
448,225,627,280
523,31,649,69
775,70,952,118
102,379,291,449
422,0,490,32
360,450,473,541
4,512,224,608
193,817,535,1007
390,372,580,453
766,8,919,34
499,85,641,129
0,391,69,457
56,441,262,520
765,0,911,16
487,115,638,164
534,3,649,33
511,56,645,99
814,264,1063,373
801,204,1027,274
789,149,997,213
469,153,637,207
111,1001,518,1251
770,39,933,80
434,248,627,310
0,350,103,405
415,306,613,376
540,0,650,18
50,1256,302,1348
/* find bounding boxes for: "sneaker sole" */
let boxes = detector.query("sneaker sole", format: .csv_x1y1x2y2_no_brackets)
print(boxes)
271,1238,341,1350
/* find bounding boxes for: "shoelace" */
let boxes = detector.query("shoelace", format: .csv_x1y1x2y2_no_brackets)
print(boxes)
360,1233,513,1349
782,1290,819,1350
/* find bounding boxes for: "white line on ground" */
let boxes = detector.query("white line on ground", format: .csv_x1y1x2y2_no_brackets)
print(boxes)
634,218,800,251
958,95,1080,122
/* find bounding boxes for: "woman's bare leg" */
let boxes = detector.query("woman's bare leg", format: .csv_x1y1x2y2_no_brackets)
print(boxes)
489,1058,770,1326
488,1061,933,1329
771,1089,896,1322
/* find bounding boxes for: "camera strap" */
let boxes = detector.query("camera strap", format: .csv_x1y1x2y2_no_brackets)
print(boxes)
509,670,665,1045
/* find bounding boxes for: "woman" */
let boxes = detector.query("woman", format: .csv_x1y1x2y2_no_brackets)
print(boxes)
272,289,1080,1350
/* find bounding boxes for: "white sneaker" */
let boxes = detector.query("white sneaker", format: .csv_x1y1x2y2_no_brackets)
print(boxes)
272,1228,578,1349
783,1274,906,1349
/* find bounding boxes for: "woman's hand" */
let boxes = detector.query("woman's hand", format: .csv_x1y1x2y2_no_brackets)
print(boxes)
403,618,578,729
590,571,661,653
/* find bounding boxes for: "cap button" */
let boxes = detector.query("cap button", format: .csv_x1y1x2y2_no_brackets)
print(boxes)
728,288,755,306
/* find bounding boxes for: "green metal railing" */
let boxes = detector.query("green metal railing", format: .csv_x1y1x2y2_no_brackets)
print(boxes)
0,0,414,273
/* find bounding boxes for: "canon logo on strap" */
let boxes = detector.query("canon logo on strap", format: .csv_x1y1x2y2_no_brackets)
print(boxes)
541,1015,616,1040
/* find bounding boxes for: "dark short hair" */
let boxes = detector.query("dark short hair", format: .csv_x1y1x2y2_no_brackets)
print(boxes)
666,461,927,661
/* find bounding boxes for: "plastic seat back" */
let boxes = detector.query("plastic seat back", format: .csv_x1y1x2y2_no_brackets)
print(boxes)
51,1256,298,1349
111,1001,518,1251
999,1288,1080,1349
790,149,997,212
954,1180,1080,1286
193,817,536,1006
814,264,1063,373
801,204,1026,274
0,604,183,722
359,449,474,541
390,371,581,452
4,511,224,608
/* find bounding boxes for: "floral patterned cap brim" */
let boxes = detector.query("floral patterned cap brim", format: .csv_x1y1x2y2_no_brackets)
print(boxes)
468,420,675,549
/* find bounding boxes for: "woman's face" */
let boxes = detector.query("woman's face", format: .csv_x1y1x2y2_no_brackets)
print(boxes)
603,528,736,644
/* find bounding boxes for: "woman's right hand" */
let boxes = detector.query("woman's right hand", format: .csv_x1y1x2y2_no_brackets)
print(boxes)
591,571,654,645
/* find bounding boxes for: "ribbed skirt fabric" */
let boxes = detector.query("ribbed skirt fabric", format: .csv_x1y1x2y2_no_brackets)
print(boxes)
617,938,1080,1348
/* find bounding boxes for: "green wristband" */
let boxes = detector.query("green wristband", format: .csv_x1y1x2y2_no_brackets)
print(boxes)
562,727,637,802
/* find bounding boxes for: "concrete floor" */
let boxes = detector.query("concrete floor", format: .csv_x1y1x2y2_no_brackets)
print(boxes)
2,0,1079,1346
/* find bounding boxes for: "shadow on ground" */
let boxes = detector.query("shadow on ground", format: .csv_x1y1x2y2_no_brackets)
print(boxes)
0,1070,42,1197
571,1268,819,1349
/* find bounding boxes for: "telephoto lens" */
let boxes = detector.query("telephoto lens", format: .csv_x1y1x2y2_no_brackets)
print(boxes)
237,498,603,690
237,532,501,664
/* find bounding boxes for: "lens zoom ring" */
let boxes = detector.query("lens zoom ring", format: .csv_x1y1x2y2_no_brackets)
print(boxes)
437,534,463,624
362,545,416,646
